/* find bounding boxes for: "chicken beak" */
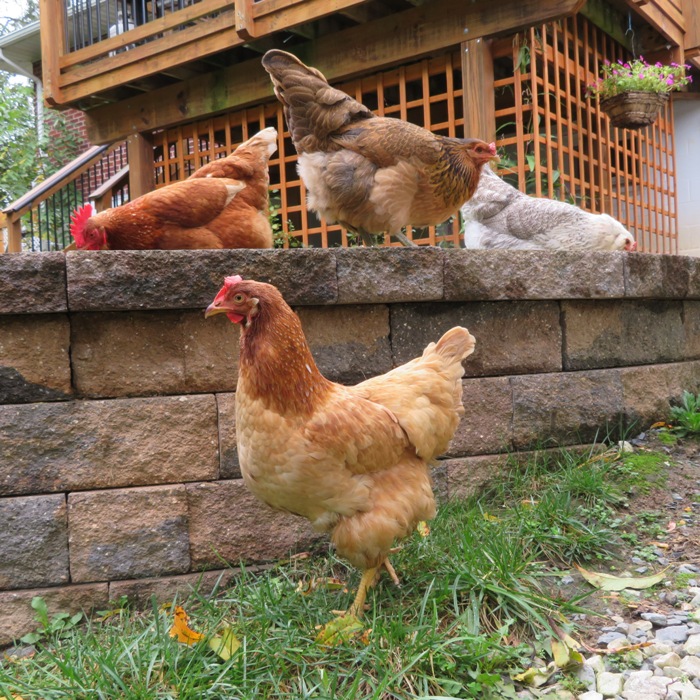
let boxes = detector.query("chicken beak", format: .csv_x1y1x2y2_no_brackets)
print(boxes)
204,303,227,318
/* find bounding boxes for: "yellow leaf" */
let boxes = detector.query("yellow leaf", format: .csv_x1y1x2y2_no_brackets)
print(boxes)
315,614,364,647
551,639,570,668
511,663,555,687
169,605,204,645
416,521,431,537
208,625,241,661
482,512,500,522
576,565,668,591
296,577,346,595
651,541,669,549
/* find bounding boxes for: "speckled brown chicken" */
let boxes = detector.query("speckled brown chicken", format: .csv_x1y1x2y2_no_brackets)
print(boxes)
262,49,498,246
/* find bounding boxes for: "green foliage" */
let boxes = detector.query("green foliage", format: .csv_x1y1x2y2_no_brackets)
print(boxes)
586,58,692,99
269,190,303,248
669,391,700,436
19,596,84,645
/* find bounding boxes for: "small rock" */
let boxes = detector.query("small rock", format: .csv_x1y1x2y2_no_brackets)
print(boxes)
579,693,604,700
654,652,682,669
684,634,700,655
680,655,700,679
561,575,575,585
679,565,699,574
641,613,669,627
643,642,674,658
608,637,631,652
622,670,672,699
631,557,646,566
665,592,679,606
664,667,686,679
598,671,624,697
598,632,628,647
629,621,653,636
585,655,606,675
577,662,597,691
635,567,649,574
655,626,691,644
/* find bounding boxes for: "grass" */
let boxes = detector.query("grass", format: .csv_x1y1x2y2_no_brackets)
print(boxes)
0,443,677,700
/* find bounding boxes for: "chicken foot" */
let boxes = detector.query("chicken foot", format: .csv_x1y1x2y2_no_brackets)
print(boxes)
348,224,418,248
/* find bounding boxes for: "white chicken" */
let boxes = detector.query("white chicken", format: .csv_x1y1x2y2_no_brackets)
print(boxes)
461,167,637,251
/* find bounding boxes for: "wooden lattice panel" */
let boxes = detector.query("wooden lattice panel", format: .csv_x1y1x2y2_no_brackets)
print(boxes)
152,53,465,248
493,15,677,254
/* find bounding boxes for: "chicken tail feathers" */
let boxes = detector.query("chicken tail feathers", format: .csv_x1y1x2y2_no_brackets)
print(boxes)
261,49,373,153
434,326,476,364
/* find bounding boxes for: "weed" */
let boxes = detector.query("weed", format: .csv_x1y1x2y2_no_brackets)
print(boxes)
670,391,700,437
19,597,83,645
611,452,668,495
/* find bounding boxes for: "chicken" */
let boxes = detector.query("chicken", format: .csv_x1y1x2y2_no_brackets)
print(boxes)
188,126,278,248
70,127,279,251
261,49,499,246
205,276,475,623
461,166,637,251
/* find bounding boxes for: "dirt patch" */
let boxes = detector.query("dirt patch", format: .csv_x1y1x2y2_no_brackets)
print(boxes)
570,432,700,647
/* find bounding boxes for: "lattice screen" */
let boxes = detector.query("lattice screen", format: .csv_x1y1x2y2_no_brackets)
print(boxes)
493,14,677,254
151,53,465,247
151,15,677,252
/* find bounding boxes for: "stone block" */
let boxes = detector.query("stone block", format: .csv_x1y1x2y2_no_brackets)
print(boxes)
447,377,513,456
0,314,72,403
511,369,624,448
109,568,260,606
444,249,625,300
391,301,562,377
444,444,602,500
621,361,700,429
71,310,239,397
187,480,322,568
0,495,69,590
66,248,337,312
624,253,693,298
0,395,219,497
683,301,700,359
443,454,512,500
217,393,239,479
0,583,109,647
0,252,67,314
68,485,190,582
298,304,392,383
562,300,685,370
335,247,444,304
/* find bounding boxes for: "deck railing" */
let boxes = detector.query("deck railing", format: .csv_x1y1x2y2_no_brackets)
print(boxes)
2,143,128,253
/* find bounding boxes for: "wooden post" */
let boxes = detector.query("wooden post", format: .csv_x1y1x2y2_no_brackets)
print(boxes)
127,133,155,199
461,38,496,143
236,0,256,40
39,0,65,106
7,214,23,253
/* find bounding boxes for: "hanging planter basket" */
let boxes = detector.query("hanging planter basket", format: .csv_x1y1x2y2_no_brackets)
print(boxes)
599,91,669,130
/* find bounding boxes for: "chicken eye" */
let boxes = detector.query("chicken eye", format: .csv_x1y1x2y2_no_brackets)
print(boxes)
233,294,245,304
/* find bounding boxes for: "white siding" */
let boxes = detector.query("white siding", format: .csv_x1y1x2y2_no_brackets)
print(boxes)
675,99,700,257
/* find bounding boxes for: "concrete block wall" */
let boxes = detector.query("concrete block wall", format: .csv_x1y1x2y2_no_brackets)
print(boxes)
1,247,700,645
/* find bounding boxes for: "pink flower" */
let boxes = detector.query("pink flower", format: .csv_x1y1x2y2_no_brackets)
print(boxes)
666,77,674,85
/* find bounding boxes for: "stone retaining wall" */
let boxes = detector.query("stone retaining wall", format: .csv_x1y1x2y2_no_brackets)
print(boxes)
1,248,699,644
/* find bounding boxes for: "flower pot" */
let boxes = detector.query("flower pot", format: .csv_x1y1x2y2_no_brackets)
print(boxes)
599,91,669,130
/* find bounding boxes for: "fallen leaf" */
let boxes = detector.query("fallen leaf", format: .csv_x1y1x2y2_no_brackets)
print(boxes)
482,512,500,522
511,663,554,687
169,606,204,645
576,565,668,591
416,521,431,537
296,577,346,595
208,625,241,661
315,614,364,646
650,541,669,549
666,521,677,532
650,421,671,429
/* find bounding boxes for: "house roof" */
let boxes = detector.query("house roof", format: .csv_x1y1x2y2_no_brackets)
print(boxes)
0,20,41,77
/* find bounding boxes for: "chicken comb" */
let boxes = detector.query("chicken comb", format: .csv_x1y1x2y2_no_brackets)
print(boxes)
488,142,497,155
69,203,94,246
223,275,244,288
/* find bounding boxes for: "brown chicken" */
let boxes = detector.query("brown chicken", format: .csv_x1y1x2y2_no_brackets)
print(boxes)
70,127,279,251
262,49,499,246
205,275,476,623
188,126,278,247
